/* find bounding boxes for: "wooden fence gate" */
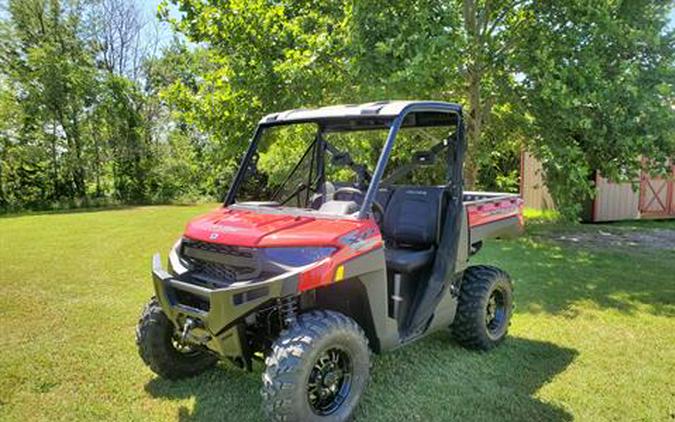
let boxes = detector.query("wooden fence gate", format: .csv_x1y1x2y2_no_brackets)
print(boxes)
639,164,675,217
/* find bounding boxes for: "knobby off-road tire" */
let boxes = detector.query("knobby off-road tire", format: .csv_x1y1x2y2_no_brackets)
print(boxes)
262,310,371,422
453,265,513,350
136,297,217,380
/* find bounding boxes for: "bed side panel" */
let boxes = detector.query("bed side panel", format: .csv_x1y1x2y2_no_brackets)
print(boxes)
467,194,524,244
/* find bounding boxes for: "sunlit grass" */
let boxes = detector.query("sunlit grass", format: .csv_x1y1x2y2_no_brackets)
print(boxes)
523,207,560,223
0,205,673,421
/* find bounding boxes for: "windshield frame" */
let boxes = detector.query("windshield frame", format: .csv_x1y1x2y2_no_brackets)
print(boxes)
224,103,464,220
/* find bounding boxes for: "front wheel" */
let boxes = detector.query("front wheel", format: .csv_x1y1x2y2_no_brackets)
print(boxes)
136,297,217,379
452,265,514,350
262,310,370,421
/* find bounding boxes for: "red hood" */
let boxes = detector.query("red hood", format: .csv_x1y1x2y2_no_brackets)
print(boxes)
184,207,371,248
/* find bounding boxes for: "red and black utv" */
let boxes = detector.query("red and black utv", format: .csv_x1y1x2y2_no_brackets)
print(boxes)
136,101,523,421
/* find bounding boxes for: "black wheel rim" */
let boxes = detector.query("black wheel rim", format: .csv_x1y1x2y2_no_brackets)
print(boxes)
486,287,507,336
307,347,353,416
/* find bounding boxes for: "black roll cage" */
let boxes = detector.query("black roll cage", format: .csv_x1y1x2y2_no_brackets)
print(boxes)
224,102,465,220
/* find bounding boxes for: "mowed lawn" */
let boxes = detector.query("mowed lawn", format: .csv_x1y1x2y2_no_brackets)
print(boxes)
1,205,673,421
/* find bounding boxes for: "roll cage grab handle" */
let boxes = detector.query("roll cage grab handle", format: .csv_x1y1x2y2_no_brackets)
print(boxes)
224,102,465,219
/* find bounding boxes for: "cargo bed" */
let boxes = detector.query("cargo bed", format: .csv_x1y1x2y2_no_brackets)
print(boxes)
464,192,524,245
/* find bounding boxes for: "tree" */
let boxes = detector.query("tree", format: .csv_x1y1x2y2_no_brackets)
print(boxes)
96,75,150,201
159,0,674,219
517,0,675,219
157,0,354,194
87,0,166,81
1,0,97,200
0,0,172,209
349,0,532,190
0,0,671,217
459,0,533,188
0,78,21,207
349,0,674,214
349,0,462,99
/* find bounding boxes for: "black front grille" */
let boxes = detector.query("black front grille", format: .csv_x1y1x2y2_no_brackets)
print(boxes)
180,238,261,284
192,260,237,281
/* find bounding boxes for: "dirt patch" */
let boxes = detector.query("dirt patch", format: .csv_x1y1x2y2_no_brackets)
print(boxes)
548,227,675,251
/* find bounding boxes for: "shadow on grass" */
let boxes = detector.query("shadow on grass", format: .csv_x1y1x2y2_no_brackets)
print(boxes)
145,335,576,421
481,237,675,318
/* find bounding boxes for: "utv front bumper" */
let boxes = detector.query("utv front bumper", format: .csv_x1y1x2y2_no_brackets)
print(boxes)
151,252,298,358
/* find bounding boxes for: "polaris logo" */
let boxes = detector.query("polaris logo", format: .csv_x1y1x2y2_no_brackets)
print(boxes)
406,190,428,195
209,232,220,240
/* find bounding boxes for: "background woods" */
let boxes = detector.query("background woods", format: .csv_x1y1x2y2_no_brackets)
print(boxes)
0,0,673,219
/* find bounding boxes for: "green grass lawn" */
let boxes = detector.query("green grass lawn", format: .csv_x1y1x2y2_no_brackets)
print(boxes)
1,205,673,421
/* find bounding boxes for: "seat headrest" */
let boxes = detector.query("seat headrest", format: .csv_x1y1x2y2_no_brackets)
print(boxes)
382,188,443,248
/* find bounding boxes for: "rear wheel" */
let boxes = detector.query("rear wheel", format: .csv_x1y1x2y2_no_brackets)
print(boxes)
136,297,217,379
452,265,513,350
262,310,370,421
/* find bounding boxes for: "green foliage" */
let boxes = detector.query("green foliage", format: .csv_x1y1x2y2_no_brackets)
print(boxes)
96,75,151,201
475,103,527,193
0,0,97,204
0,0,207,210
350,0,463,98
158,0,673,221
147,130,203,202
255,124,319,187
0,0,673,217
156,0,354,196
517,0,675,219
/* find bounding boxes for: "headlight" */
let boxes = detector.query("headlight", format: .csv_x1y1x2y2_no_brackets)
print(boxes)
261,247,336,267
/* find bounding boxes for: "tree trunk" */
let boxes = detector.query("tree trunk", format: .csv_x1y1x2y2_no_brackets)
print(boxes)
90,120,103,197
57,109,86,199
51,119,60,199
463,0,481,189
69,113,86,198
465,66,482,189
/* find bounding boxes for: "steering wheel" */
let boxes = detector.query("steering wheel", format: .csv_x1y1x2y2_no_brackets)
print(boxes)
333,187,385,224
